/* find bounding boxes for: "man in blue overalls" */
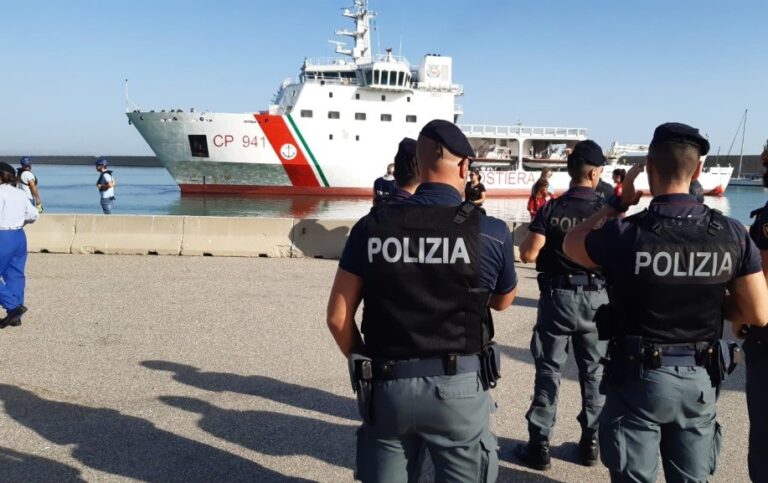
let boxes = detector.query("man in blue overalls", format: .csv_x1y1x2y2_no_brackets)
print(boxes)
743,157,768,482
564,122,768,482
516,140,609,470
0,162,39,328
327,120,518,482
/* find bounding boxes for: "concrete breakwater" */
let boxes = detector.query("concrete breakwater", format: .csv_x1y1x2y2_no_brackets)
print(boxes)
26,214,531,258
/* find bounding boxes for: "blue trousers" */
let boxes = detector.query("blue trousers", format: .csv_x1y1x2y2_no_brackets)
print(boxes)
745,336,768,482
101,197,114,214
0,229,28,312
526,285,608,444
355,372,498,482
600,366,720,483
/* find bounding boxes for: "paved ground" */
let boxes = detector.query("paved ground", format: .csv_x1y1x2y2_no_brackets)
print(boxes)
0,254,751,482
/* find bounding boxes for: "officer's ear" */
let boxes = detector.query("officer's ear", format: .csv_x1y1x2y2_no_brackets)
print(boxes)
691,161,702,181
459,157,470,180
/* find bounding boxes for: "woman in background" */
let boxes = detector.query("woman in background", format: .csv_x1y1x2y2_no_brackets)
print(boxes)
527,179,551,219
465,168,487,206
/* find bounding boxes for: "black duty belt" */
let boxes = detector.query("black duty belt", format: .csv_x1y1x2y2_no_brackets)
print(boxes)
372,355,481,380
541,273,605,291
644,344,701,367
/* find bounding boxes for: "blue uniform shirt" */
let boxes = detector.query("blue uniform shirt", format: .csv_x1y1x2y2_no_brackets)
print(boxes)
585,194,761,278
749,201,768,250
340,182,518,294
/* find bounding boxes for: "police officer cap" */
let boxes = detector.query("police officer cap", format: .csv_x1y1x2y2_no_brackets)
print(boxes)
394,138,417,163
567,140,606,169
651,122,710,156
0,162,15,175
95,157,109,166
419,119,475,158
19,156,32,166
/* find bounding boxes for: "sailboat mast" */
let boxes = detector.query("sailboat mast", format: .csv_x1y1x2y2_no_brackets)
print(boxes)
737,109,747,178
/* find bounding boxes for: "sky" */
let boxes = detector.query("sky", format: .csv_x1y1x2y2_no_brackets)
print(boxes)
1,0,766,156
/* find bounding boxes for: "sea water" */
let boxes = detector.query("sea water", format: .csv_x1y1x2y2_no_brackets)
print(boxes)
32,165,767,224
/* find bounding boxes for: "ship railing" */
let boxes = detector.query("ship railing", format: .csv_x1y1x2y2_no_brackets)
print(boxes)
304,57,360,67
412,82,463,94
459,124,588,138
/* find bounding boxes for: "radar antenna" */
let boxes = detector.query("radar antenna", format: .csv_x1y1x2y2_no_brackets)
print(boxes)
331,0,375,63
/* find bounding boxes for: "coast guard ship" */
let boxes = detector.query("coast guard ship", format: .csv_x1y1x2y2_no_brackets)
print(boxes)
126,0,733,196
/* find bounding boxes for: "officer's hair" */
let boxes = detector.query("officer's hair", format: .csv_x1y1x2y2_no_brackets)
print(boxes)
0,171,16,185
648,141,700,182
567,158,596,181
394,155,418,186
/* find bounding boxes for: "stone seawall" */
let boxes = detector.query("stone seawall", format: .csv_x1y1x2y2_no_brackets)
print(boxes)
25,214,532,259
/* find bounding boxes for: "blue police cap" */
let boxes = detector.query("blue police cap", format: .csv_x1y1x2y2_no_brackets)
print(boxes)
567,140,606,169
651,122,710,156
419,119,475,158
95,157,109,166
19,156,32,166
394,137,418,181
0,162,15,175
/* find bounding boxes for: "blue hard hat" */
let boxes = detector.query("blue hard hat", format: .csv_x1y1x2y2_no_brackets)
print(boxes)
95,157,108,166
20,156,32,166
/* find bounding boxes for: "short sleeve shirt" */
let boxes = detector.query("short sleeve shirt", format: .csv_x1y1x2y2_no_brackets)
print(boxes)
340,183,518,294
19,171,35,200
585,194,761,280
99,173,114,198
464,182,486,203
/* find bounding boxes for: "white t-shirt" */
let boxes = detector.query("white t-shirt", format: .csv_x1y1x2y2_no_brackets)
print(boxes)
18,170,36,201
99,172,115,199
0,184,39,229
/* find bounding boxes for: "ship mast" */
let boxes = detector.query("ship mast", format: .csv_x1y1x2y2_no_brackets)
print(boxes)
334,0,374,63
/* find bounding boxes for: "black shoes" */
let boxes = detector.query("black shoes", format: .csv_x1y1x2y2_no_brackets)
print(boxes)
515,441,551,471
579,436,599,467
0,305,27,328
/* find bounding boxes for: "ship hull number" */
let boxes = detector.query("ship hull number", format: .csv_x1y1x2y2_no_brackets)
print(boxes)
213,134,266,148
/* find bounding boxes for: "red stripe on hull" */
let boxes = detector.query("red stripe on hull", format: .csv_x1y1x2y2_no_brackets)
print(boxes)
254,114,320,188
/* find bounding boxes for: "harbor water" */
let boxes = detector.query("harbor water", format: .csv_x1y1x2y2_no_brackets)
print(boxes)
34,165,767,224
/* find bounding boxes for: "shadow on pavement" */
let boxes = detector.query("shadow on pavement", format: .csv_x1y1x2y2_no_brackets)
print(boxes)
141,360,357,420
0,384,311,482
161,396,355,469
0,446,85,482
497,438,570,482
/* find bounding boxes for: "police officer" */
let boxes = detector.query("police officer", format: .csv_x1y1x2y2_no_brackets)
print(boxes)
563,122,768,482
327,119,518,482
17,156,42,212
0,162,39,328
389,138,419,203
95,158,116,214
744,157,768,482
516,140,609,470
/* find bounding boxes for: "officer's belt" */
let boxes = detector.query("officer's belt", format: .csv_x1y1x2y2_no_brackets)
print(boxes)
544,273,605,291
612,341,704,367
372,355,481,380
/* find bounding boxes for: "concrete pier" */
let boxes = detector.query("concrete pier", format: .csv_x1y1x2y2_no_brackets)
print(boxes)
0,254,750,482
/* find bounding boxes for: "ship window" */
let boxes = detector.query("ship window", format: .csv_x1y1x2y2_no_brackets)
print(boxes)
355,93,360,100
397,72,405,86
355,112,366,121
381,95,386,101
329,92,333,98
381,114,392,122
388,71,397,86
374,70,380,84
188,135,209,158
300,110,313,118
382,71,389,85
365,70,372,85
328,111,340,119
329,134,334,140
406,115,417,123
500,139,508,147
407,96,411,102
356,135,360,141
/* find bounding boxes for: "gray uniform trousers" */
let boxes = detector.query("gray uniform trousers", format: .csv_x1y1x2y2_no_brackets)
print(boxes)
525,285,608,444
745,336,768,482
355,372,498,483
599,365,721,483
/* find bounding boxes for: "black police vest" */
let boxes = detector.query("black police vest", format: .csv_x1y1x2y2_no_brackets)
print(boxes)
361,202,492,360
536,193,604,275
610,207,741,344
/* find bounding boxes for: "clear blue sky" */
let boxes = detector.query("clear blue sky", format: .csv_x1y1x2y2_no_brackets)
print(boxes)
1,0,766,157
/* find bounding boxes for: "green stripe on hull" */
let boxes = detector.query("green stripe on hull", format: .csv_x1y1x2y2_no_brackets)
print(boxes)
286,113,330,187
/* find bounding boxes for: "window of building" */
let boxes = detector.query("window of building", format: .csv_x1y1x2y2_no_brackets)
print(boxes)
355,112,366,121
406,115,417,123
300,110,313,118
328,111,340,119
381,114,392,122
188,135,209,158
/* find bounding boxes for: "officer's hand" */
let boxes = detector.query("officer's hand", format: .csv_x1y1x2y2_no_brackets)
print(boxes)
36,203,43,214
620,162,645,209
